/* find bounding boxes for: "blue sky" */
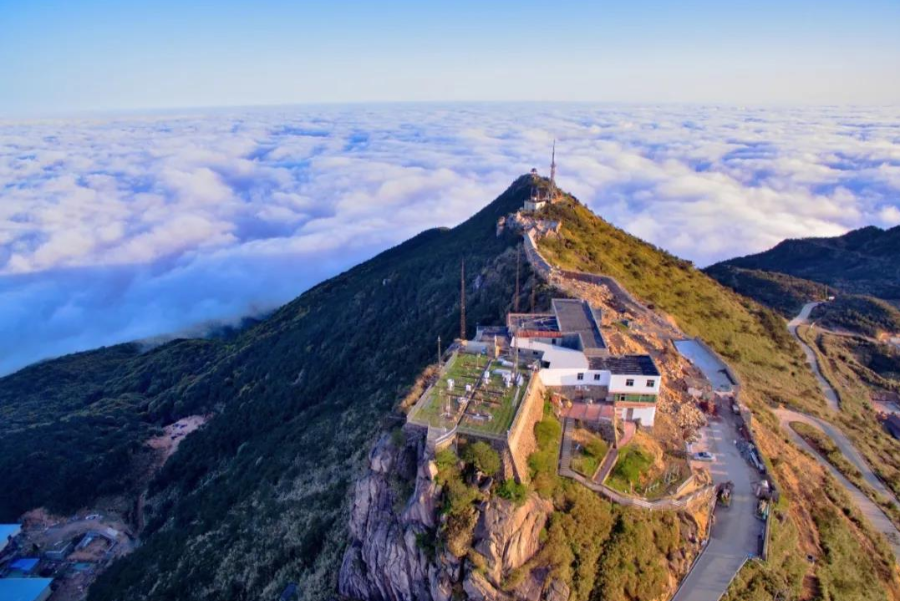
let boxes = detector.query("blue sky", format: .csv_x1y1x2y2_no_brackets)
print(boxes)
1,3,899,374
1,0,899,114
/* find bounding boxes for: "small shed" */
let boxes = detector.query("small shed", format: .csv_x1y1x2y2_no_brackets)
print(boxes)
10,558,40,575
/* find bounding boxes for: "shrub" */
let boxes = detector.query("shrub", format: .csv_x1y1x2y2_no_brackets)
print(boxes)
462,441,501,475
497,479,528,504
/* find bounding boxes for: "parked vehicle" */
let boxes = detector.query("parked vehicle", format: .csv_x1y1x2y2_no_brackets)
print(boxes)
717,481,734,507
694,451,714,462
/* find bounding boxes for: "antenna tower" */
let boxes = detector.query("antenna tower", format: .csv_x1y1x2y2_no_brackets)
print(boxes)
460,258,466,340
549,139,557,200
531,279,536,313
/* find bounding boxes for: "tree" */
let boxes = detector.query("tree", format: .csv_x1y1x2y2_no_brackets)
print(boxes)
462,441,500,475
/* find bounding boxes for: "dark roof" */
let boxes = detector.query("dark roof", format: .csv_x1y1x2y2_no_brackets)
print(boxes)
507,313,559,333
588,355,660,376
551,299,606,350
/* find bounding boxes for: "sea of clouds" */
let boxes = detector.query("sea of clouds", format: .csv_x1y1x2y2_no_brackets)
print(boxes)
1,103,899,375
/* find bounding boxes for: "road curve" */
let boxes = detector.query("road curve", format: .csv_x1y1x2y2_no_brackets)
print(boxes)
788,302,839,412
775,407,900,560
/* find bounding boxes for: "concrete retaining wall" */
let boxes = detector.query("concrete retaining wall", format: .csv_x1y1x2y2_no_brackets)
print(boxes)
506,375,546,484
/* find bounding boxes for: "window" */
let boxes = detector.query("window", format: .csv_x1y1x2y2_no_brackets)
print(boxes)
577,372,584,381
625,378,635,387
593,373,601,381
646,379,656,388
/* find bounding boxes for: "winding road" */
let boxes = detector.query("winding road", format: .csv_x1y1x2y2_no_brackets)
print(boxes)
775,408,900,559
781,303,900,560
787,302,839,412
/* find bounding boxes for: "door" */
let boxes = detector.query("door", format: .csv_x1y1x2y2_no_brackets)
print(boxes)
626,408,634,421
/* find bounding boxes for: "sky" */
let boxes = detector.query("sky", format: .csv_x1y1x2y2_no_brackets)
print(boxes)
0,2,899,374
1,0,899,114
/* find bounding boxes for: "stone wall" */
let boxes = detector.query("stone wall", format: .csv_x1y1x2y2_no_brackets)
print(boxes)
506,375,546,484
523,230,554,280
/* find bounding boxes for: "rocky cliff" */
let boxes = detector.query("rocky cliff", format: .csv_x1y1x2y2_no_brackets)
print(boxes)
339,431,556,601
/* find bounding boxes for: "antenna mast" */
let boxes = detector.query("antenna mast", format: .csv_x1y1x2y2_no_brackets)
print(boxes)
460,258,466,340
514,245,521,313
531,278,536,313
549,139,557,201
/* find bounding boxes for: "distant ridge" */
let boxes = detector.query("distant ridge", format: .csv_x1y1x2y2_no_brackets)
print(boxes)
708,224,900,302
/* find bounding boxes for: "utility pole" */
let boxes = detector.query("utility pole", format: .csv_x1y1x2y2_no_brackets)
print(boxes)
514,245,521,313
460,258,466,341
437,335,441,365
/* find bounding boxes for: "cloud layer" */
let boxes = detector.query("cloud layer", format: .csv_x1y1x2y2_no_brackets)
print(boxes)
1,104,899,374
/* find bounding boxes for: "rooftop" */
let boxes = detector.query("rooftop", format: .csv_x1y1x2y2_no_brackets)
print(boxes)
0,524,21,541
507,313,559,335
10,558,39,573
588,355,660,376
551,299,606,351
0,579,53,601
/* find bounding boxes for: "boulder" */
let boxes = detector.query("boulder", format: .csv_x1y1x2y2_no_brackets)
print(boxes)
543,579,570,601
473,494,552,585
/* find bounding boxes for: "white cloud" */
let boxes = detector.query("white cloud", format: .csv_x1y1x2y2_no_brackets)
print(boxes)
0,103,898,375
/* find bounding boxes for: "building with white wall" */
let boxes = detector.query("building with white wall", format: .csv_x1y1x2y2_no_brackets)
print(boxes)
508,299,661,427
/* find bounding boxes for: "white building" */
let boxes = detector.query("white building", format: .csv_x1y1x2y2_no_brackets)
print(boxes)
509,299,661,427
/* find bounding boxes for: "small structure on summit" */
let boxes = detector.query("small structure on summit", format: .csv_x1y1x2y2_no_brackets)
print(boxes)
523,141,559,212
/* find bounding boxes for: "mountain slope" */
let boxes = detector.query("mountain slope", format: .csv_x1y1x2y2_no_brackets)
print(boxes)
0,177,535,601
709,225,900,302
0,338,224,519
536,197,900,600
702,264,827,318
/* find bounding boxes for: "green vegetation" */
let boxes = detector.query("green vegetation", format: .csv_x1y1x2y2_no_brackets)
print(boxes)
520,405,696,601
606,445,653,493
570,429,608,478
408,351,525,436
408,352,489,428
461,441,501,475
434,448,484,557
527,403,563,499
496,479,528,504
797,327,900,504
811,295,900,339
791,420,900,528
791,422,862,481
0,338,223,518
704,264,827,317
0,175,541,601
538,197,821,414
709,224,900,302
815,504,890,601
593,510,685,601
537,194,898,598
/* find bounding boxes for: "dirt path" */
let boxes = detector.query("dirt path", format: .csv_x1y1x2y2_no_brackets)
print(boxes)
775,407,900,560
787,302,840,412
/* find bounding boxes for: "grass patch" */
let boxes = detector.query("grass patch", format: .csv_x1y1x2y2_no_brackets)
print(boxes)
606,444,654,494
570,428,608,478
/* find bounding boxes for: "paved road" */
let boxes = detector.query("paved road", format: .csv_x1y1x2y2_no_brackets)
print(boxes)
672,411,761,601
787,302,839,412
775,408,900,560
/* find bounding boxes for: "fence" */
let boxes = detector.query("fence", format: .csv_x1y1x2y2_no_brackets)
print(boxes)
559,418,714,510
